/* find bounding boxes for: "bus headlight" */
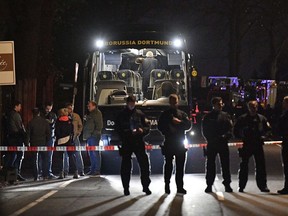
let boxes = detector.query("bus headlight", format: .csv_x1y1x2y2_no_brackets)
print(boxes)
173,38,183,48
95,39,105,48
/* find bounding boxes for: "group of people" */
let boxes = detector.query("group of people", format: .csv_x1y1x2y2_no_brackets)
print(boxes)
2,94,288,197
3,101,103,181
116,94,288,196
202,96,288,195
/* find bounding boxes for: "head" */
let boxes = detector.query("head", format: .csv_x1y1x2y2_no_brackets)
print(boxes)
12,100,22,112
283,96,288,111
169,94,179,109
87,101,97,112
65,102,74,115
146,51,154,58
247,100,258,116
45,102,53,113
32,108,40,117
211,97,224,111
126,95,136,110
58,108,69,117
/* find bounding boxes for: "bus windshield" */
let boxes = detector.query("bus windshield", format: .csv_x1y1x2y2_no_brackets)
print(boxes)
92,48,189,106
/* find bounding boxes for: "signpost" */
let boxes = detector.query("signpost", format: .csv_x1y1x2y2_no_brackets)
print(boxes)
0,41,16,85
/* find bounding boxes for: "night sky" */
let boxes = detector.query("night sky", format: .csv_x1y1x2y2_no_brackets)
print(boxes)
52,0,288,81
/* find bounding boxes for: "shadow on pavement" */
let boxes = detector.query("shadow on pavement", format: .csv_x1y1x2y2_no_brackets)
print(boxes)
62,196,123,216
230,192,288,215
169,194,184,216
96,194,146,215
141,194,168,216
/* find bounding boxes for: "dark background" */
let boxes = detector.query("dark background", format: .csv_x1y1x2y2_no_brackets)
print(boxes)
0,0,288,125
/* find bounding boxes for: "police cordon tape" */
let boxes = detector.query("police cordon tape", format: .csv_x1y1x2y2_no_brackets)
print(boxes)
0,141,283,151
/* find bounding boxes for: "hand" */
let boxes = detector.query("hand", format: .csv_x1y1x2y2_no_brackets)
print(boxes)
137,128,143,134
172,117,182,124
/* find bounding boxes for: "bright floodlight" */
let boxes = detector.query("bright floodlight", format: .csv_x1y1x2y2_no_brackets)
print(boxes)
173,38,182,48
95,39,104,48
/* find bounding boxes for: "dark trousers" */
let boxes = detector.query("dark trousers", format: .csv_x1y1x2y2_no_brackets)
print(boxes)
59,151,77,174
281,143,288,189
4,138,24,174
206,144,231,186
238,145,267,189
120,146,151,190
32,151,48,179
164,150,186,189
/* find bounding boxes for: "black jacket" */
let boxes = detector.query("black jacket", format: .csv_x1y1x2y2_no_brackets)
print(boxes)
115,107,149,146
234,113,271,145
55,116,74,146
202,110,233,144
27,116,51,146
158,107,191,146
279,110,288,143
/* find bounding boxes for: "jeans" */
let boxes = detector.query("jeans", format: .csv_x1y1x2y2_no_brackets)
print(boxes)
32,151,48,179
87,136,101,173
64,136,84,174
4,137,24,175
47,137,55,176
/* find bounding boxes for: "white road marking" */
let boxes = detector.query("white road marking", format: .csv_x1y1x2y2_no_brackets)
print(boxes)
8,179,79,216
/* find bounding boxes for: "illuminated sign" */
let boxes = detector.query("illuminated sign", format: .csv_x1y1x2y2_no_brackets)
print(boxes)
105,40,173,46
0,41,16,85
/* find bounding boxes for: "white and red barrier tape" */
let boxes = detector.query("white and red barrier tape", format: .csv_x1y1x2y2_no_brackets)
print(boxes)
0,141,282,151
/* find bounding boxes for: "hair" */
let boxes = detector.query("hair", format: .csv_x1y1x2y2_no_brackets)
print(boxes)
146,51,154,58
169,94,178,104
247,100,258,107
211,97,222,106
65,102,73,108
45,101,53,107
88,101,97,107
12,100,21,108
58,108,69,117
283,96,288,103
32,107,40,116
126,95,136,103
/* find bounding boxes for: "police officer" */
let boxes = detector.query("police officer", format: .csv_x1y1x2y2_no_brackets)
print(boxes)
158,94,191,194
115,95,151,196
202,97,233,193
277,96,288,194
234,100,271,193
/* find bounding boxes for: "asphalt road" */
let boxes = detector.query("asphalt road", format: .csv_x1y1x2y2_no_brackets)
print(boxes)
1,145,287,216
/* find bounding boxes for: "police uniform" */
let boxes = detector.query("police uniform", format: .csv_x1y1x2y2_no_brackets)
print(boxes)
202,110,233,191
158,107,191,193
115,106,151,195
278,109,288,193
234,113,271,192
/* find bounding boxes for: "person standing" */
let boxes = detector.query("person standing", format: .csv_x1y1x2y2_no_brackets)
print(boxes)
139,51,158,98
234,100,272,193
27,108,51,181
4,100,27,181
115,95,151,196
55,108,78,179
202,97,233,193
83,101,103,176
158,94,191,194
277,96,288,194
63,103,84,176
43,102,58,179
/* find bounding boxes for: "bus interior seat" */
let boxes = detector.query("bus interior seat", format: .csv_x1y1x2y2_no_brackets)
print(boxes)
149,69,167,87
95,80,126,105
154,81,177,99
170,69,184,80
97,71,115,81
